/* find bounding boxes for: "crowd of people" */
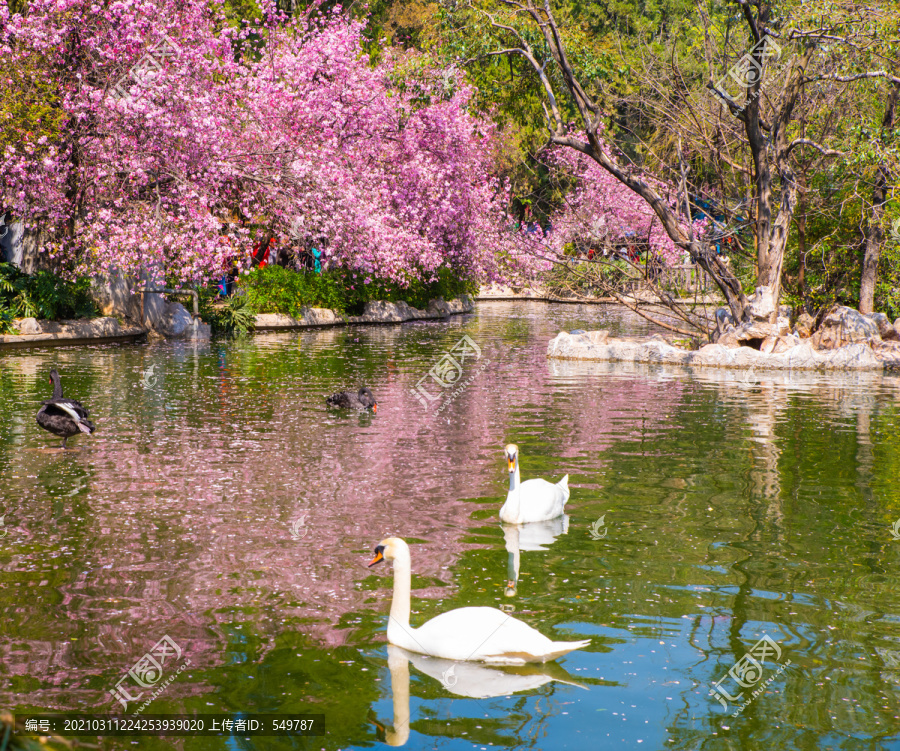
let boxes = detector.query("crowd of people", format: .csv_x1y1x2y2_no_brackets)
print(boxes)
218,236,326,296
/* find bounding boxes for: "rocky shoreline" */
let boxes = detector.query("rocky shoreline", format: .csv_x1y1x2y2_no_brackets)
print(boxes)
547,304,900,372
0,295,475,349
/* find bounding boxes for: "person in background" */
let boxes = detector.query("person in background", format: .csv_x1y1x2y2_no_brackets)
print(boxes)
252,236,275,267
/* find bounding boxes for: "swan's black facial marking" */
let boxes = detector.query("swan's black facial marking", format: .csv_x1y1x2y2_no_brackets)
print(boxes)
368,545,385,567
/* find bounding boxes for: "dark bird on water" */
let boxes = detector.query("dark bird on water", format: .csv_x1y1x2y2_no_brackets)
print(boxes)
36,369,95,449
326,387,377,413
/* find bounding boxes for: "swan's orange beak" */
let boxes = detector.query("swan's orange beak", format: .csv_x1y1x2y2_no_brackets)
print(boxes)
372,404,377,414
507,458,515,472
368,545,385,567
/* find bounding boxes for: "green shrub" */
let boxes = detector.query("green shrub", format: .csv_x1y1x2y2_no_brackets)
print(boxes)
241,266,348,316
0,308,15,334
0,263,97,324
239,266,477,316
221,293,256,335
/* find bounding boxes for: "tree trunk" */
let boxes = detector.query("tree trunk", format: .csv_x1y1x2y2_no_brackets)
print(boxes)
859,81,899,314
796,204,806,295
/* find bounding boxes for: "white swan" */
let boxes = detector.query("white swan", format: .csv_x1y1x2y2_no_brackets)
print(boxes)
499,444,569,524
368,537,589,665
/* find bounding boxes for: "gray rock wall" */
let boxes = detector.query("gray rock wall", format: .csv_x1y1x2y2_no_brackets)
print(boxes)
91,270,209,340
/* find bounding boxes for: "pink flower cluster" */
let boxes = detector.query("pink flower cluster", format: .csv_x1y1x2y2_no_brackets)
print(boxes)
544,141,706,266
0,0,534,286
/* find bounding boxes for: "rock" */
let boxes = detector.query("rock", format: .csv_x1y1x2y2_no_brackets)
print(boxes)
15,317,41,335
865,311,898,341
722,321,781,349
546,329,887,371
871,339,900,368
61,317,122,337
745,286,778,322
355,300,414,322
426,297,451,317
775,316,791,336
588,330,609,345
772,334,800,354
810,305,881,350
793,312,815,338
546,331,691,365
156,303,195,338
91,269,208,338
717,326,740,348
760,336,778,354
569,329,587,335
299,307,339,326
895,317,900,339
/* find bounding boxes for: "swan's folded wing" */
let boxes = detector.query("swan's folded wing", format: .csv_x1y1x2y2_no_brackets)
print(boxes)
518,479,568,520
415,607,585,664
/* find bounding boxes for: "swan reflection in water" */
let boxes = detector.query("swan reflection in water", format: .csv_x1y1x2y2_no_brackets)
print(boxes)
371,644,585,746
502,515,570,598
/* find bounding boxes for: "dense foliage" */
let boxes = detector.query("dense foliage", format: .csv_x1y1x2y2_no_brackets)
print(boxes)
0,262,96,333
240,265,477,316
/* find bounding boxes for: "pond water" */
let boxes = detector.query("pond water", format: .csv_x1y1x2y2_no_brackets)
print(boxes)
2,301,900,750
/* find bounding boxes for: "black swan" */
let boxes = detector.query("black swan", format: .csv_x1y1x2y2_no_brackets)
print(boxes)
326,387,377,412
36,369,95,448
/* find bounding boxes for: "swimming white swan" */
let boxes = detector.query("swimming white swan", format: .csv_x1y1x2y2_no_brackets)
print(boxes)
499,444,569,524
368,537,589,665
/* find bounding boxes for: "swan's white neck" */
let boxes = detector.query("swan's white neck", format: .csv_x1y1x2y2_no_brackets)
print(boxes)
506,460,521,516
388,552,412,635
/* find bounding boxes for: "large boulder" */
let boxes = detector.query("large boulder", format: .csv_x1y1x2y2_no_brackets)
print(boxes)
717,320,785,349
745,286,778,322
91,269,208,339
151,302,209,339
14,317,42,335
810,305,881,350
865,312,898,341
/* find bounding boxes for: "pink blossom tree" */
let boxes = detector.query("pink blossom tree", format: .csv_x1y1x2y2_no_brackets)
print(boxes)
544,140,705,266
0,1,535,288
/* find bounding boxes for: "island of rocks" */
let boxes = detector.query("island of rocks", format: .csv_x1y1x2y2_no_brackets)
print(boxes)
548,297,900,372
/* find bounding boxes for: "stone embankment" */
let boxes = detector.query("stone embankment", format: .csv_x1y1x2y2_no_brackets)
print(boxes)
0,296,474,348
0,317,147,349
254,295,474,329
548,298,900,372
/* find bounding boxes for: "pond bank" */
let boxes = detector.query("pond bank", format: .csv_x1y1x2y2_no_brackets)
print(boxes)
0,316,147,350
0,295,474,349
477,284,721,305
254,294,474,329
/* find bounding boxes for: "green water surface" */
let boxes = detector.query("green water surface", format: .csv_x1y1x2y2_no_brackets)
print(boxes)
1,301,900,750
